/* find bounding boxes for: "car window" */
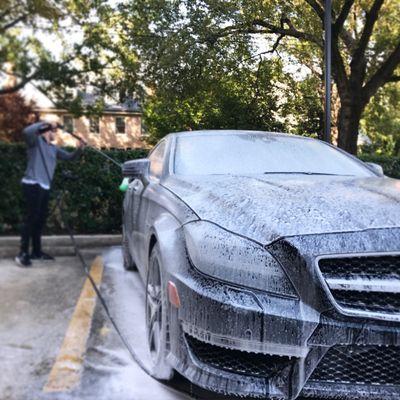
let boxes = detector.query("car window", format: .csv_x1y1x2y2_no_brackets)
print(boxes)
174,134,373,177
149,141,167,178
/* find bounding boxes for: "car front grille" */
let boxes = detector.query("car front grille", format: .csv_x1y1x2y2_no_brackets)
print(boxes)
309,345,400,386
331,289,400,314
185,334,293,378
319,255,400,278
318,255,400,317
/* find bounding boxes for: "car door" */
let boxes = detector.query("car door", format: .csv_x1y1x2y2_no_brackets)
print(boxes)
134,140,167,271
126,177,145,262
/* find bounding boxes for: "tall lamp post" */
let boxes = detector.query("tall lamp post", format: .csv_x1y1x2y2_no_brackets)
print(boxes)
324,0,332,143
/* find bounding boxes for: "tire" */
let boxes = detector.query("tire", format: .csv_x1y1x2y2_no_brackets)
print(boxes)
145,244,174,380
122,228,137,271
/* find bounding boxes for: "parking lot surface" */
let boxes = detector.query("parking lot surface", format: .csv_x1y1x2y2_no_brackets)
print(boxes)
0,248,233,400
0,247,321,400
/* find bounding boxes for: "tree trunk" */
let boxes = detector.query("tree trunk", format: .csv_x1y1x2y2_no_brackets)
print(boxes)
337,99,364,155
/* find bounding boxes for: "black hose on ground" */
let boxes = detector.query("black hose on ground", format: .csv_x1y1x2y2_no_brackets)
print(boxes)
39,135,201,399
36,137,154,377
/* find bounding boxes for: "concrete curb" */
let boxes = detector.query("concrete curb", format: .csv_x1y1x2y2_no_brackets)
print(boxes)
0,235,122,257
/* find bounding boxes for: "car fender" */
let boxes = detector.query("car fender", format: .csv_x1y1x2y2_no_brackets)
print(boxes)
146,213,193,279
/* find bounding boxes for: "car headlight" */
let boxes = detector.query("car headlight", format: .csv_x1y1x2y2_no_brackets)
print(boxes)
183,221,297,296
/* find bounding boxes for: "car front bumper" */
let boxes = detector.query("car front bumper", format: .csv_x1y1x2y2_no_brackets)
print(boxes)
167,228,400,399
169,268,400,399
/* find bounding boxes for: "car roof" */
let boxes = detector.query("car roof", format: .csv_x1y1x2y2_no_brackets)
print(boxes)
165,129,310,140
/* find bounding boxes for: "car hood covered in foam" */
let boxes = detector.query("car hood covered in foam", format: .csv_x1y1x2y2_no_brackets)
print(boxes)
163,174,400,244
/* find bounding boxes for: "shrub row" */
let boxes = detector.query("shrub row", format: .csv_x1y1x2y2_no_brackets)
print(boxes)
1,142,400,235
360,154,400,179
0,142,147,235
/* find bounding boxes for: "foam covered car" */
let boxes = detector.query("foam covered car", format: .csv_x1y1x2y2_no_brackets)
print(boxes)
122,130,400,399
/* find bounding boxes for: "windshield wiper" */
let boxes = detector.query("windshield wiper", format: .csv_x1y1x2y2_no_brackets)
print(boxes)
263,171,354,176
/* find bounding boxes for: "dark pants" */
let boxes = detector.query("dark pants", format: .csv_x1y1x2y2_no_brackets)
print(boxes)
20,183,50,255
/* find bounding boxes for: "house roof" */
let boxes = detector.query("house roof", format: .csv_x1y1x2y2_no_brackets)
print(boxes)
22,83,56,108
21,84,142,114
79,92,141,113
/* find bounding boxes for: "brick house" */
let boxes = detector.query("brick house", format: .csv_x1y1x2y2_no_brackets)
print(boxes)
24,85,145,149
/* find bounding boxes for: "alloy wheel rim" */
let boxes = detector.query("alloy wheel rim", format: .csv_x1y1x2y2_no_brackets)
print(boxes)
146,258,162,363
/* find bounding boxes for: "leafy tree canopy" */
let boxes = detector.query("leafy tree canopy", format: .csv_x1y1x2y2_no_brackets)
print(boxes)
361,81,400,154
143,58,323,143
0,0,138,107
109,0,400,153
1,0,399,154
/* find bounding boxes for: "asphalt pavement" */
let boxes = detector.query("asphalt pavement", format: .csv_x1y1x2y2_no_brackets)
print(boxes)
0,247,318,400
0,255,85,400
0,248,226,400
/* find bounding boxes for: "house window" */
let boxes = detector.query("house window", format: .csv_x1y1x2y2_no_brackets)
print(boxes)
115,116,126,134
63,115,74,133
89,117,99,134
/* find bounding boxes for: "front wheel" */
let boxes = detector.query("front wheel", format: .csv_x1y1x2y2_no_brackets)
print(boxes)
145,244,174,380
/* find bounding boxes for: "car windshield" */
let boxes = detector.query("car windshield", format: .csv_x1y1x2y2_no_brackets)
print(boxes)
174,133,372,177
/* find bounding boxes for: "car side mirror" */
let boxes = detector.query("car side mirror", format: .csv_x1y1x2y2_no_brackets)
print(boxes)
122,159,150,179
365,162,384,177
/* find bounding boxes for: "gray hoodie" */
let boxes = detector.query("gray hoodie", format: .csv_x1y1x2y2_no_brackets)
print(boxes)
22,122,82,189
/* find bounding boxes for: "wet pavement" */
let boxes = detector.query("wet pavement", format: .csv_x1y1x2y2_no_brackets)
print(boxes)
0,247,325,400
0,248,234,400
0,256,85,400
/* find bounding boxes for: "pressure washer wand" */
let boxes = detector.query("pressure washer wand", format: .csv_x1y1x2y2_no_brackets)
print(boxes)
60,128,122,169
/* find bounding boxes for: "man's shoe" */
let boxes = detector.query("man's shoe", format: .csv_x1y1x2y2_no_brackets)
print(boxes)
30,252,55,261
15,252,32,267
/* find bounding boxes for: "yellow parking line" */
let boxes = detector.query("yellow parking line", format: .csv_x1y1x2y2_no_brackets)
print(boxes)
43,256,104,393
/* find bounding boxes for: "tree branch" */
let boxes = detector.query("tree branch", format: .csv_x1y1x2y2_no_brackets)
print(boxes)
305,0,324,21
340,29,357,52
252,18,322,47
363,40,400,101
305,0,354,51
0,7,12,21
0,74,36,95
388,75,400,82
270,33,285,53
352,0,384,64
0,51,89,96
213,18,322,52
332,0,357,52
331,39,350,98
333,0,355,34
240,34,285,63
0,13,29,32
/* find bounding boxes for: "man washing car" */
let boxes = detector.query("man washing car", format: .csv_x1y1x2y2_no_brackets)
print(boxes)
15,121,86,267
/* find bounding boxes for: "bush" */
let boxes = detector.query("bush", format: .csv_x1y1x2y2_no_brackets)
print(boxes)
1,142,400,235
360,154,400,179
0,142,147,235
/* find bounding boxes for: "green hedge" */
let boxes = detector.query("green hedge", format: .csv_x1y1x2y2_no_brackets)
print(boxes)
0,142,147,235
1,142,400,235
360,154,400,179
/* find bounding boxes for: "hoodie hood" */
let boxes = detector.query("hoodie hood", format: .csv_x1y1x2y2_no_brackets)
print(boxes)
163,174,400,244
